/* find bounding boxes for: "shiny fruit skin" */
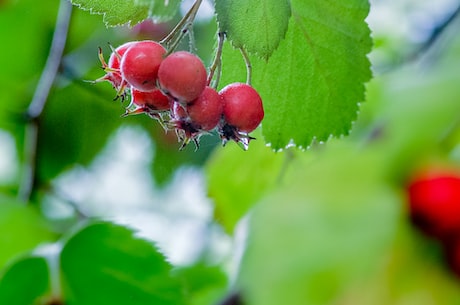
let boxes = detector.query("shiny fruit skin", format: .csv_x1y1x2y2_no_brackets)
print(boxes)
158,51,207,103
120,40,166,92
186,87,223,131
131,88,170,111
219,83,264,133
101,41,135,89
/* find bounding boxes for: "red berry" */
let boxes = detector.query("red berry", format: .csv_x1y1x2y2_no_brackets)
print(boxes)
120,40,166,92
407,165,460,239
108,42,134,71
132,88,170,111
172,87,222,131
170,88,222,150
186,87,223,131
158,51,207,103
220,83,264,133
97,41,135,89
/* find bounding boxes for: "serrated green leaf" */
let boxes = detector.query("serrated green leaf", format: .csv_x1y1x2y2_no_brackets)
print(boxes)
205,136,285,233
61,221,185,305
239,145,400,305
215,0,291,59
70,0,180,27
219,0,372,150
0,201,56,269
70,0,150,27
0,256,50,305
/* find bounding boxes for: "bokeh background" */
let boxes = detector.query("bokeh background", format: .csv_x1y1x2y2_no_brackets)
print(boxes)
1,0,460,304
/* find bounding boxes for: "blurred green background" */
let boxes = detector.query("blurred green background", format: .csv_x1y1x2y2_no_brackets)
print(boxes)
1,0,460,304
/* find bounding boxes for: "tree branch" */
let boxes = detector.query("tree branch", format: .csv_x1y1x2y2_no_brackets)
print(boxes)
18,0,73,202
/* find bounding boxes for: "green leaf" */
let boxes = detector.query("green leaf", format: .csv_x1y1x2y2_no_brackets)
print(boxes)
220,0,372,150
364,66,460,179
174,263,228,305
61,221,185,305
70,0,180,27
205,136,285,233
70,0,149,27
0,200,56,269
339,227,460,305
215,0,291,59
0,256,50,305
238,144,400,305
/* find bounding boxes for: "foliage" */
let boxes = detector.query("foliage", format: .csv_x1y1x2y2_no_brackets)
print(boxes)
1,0,460,304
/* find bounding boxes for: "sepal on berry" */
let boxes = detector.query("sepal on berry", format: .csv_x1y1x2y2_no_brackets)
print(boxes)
218,122,255,151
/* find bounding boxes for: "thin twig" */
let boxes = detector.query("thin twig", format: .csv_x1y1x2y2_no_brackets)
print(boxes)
207,31,225,88
408,3,460,63
26,0,73,120
18,0,73,202
159,0,203,49
379,3,460,72
239,47,252,85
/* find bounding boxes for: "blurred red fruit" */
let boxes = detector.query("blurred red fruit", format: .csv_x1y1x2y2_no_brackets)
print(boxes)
407,165,460,239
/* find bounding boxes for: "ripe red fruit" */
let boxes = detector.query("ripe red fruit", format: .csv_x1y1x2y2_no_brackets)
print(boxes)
120,40,166,92
186,87,223,131
171,87,222,149
172,87,222,131
220,83,264,133
97,41,135,90
407,165,460,239
158,51,207,102
131,88,170,112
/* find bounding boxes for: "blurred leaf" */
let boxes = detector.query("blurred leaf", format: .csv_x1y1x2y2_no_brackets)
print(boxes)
206,137,285,233
0,200,55,269
0,256,50,305
0,0,59,148
174,263,228,305
220,0,372,150
336,226,460,304
37,83,123,182
61,221,185,305
363,62,460,180
0,0,57,86
239,143,401,305
215,0,291,59
70,0,179,27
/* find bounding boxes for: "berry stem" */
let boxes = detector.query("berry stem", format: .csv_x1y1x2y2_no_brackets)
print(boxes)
160,0,202,52
188,26,197,53
18,0,73,202
207,31,225,88
239,47,252,85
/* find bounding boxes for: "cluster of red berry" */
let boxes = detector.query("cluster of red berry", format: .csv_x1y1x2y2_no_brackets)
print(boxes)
406,165,460,276
95,40,264,150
